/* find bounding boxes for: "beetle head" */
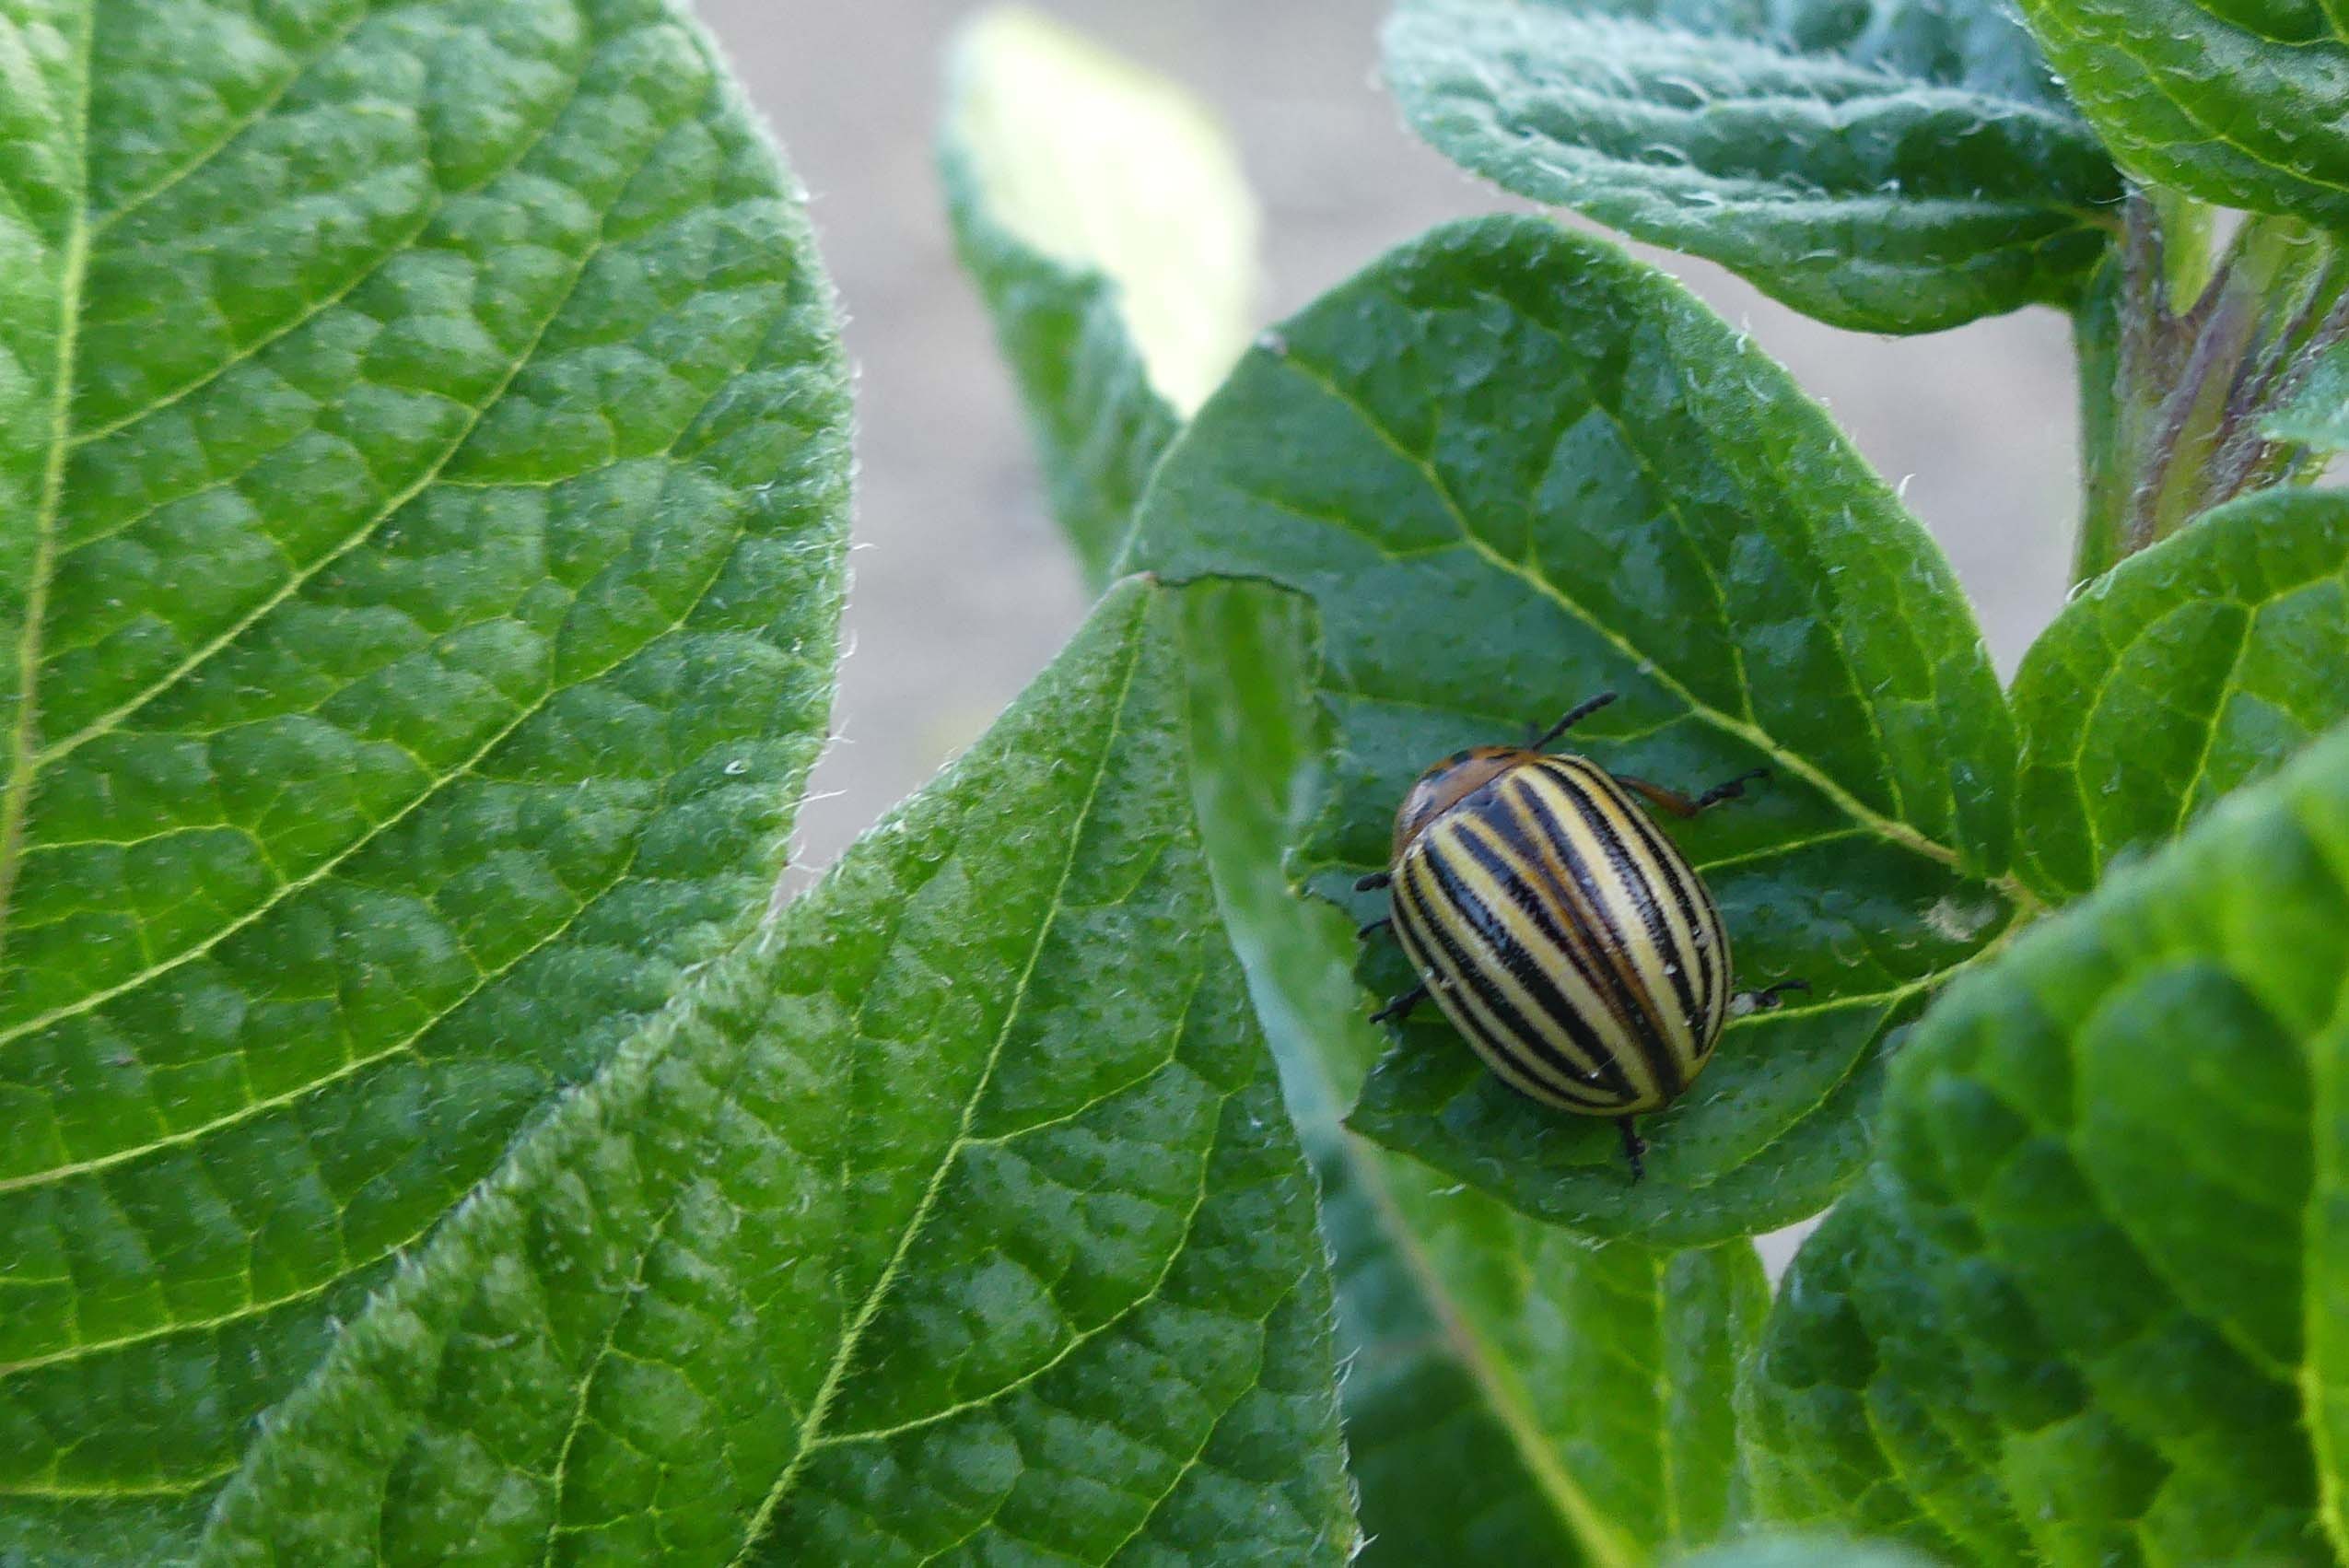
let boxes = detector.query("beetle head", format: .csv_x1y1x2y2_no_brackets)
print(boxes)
1391,746,1536,860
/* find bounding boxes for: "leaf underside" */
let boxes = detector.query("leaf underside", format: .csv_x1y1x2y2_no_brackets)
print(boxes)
1382,0,2120,333
1128,215,2023,1246
198,580,1360,1566
0,0,851,1554
1747,721,2349,1565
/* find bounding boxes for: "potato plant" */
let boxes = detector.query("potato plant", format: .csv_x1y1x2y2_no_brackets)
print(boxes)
3,0,2346,1563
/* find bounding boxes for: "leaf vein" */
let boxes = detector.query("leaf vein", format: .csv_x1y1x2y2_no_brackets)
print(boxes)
726,602,1151,1563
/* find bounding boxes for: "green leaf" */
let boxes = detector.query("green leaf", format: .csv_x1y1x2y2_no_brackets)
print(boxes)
1382,0,2121,334
0,0,849,1550
942,52,1765,1549
1748,720,2349,1565
1737,1175,2036,1562
2014,0,2349,228
1128,214,2026,1246
1333,1159,1768,1563
1176,590,1591,1567
1182,586,1768,1568
1677,1535,1949,1568
2014,488,2349,901
2267,339,2349,454
196,579,1359,1565
941,5,1256,586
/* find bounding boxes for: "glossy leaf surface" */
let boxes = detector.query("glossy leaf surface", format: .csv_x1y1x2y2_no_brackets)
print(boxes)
2016,0,2349,228
943,50,1771,1550
1383,0,2120,333
1128,216,2026,1245
2013,489,2349,901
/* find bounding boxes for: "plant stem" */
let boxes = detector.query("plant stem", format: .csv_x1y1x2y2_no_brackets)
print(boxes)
2071,193,2349,585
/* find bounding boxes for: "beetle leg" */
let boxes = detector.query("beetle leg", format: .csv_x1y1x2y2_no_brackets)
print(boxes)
1356,915,1393,942
1530,689,1619,752
1616,766,1770,819
1355,870,1392,892
1371,982,1428,1024
1730,977,1812,1017
1694,766,1772,809
1617,1117,1647,1183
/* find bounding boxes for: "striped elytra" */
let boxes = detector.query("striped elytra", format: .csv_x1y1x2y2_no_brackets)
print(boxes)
1361,693,1798,1178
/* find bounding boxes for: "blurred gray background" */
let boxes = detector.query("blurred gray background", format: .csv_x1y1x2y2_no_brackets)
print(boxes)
698,0,2081,878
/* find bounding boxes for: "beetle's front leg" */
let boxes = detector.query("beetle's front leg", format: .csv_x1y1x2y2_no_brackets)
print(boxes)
1615,767,1771,820
1371,982,1429,1025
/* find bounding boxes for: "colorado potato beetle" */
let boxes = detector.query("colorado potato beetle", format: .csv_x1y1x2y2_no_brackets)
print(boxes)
1355,692,1805,1179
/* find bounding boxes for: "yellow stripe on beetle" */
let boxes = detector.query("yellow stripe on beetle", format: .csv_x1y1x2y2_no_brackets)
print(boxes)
1356,692,1806,1180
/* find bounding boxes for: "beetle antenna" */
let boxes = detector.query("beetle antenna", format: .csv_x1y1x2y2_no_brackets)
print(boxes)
1532,690,1619,752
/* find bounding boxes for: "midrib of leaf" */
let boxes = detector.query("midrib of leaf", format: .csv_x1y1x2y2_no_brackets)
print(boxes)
2122,31,2349,202
1349,1132,1640,1568
2169,608,2258,839
4,1469,234,1502
1271,351,2032,909
0,111,708,1059
800,980,1212,1454
0,0,93,976
730,616,1148,1567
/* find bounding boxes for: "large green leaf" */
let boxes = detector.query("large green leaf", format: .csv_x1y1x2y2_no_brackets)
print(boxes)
1128,215,2027,1246
196,579,1358,1565
2015,0,2349,228
1747,720,2349,1565
2015,488,2349,901
1382,0,2121,334
940,5,1256,586
0,1,849,1554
